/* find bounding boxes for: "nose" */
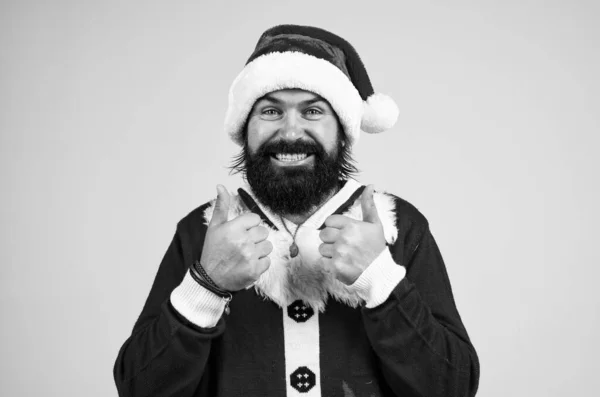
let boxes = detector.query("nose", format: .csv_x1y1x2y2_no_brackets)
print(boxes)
279,110,304,141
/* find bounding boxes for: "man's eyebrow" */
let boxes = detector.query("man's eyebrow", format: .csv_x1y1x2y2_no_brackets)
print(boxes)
258,93,328,106
259,94,283,104
301,97,327,106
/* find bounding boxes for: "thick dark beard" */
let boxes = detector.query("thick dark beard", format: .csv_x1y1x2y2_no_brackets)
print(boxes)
233,139,357,216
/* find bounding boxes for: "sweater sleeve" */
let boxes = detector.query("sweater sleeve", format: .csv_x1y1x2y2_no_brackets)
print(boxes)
113,221,224,397
361,222,480,397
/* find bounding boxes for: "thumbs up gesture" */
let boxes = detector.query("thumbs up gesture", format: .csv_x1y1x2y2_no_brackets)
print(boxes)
319,185,386,285
199,185,273,291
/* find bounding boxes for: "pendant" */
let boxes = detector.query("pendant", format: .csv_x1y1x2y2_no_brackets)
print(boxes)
289,242,299,258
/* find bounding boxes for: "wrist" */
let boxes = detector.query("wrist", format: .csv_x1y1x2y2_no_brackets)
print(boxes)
348,248,405,308
193,259,228,290
170,270,229,328
190,261,232,314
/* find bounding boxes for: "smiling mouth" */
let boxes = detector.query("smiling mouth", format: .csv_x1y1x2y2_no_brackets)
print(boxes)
271,153,312,164
272,153,312,162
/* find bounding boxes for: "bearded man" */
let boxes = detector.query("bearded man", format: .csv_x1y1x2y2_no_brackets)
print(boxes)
113,25,480,397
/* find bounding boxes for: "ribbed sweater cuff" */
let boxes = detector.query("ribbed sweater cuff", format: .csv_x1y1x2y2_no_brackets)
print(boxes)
348,248,406,308
170,269,227,328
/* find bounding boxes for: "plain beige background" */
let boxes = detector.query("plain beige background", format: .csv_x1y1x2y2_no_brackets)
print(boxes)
2,0,599,396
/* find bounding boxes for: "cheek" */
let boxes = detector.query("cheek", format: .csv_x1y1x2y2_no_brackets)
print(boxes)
315,118,342,152
246,118,272,154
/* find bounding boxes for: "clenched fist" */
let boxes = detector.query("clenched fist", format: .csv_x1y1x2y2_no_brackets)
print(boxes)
319,185,386,285
200,185,273,291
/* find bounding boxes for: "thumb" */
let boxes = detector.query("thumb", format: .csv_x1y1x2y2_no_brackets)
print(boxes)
210,185,230,226
360,185,381,224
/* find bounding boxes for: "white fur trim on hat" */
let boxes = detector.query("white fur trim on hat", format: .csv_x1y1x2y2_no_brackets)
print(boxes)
225,51,364,146
361,93,400,134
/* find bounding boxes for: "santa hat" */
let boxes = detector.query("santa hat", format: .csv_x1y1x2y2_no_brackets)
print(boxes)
224,24,399,147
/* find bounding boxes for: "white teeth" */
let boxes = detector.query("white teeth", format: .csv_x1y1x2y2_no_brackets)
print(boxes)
275,153,308,162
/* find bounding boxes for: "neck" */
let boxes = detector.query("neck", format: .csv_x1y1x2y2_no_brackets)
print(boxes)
282,213,311,226
281,185,341,225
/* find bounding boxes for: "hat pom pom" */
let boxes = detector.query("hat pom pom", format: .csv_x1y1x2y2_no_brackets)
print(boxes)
360,93,399,134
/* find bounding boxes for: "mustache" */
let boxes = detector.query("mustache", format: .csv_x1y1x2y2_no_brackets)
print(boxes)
256,139,324,157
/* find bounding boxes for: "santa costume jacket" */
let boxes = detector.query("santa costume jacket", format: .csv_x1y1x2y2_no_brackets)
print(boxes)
113,179,480,396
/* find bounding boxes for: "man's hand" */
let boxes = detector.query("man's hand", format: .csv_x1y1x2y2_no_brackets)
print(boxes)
319,185,386,285
200,185,273,291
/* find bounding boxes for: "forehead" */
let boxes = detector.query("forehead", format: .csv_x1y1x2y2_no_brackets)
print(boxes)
257,89,328,105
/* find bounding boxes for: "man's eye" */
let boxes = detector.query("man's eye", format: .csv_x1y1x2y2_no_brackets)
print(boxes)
305,108,323,116
262,108,279,116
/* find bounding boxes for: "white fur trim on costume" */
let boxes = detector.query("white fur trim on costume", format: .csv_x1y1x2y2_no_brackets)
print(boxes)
204,180,398,312
202,184,400,312
225,51,364,147
360,93,399,134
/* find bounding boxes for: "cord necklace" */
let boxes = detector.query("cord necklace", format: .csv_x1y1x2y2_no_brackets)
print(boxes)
279,215,305,258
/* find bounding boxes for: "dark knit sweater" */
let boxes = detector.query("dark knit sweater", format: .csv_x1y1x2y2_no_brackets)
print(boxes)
113,185,480,396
